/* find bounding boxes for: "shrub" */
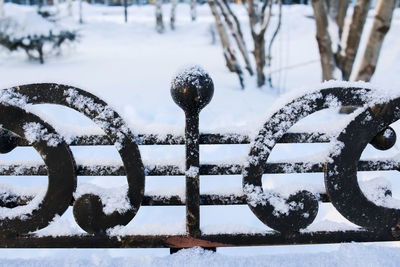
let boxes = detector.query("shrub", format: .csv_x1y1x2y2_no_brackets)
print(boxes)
0,15,78,64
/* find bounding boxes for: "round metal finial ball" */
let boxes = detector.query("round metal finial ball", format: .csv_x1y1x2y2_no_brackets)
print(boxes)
171,66,214,114
0,128,19,154
370,126,396,151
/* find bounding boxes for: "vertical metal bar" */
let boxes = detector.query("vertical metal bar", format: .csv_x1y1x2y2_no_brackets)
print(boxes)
170,66,214,238
184,111,200,236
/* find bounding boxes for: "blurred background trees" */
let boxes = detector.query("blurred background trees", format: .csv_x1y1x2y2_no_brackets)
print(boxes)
311,0,398,82
208,0,282,89
0,0,398,87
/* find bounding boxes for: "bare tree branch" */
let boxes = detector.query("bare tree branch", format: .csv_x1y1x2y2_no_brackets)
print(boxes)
223,0,245,42
259,0,273,35
217,0,253,75
208,0,244,88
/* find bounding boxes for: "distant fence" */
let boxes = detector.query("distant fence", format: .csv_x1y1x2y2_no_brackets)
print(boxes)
0,66,399,251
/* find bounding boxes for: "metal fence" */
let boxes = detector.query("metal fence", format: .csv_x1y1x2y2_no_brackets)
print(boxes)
0,68,399,251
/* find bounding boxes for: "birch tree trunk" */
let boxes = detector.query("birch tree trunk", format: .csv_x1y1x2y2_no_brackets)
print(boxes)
253,33,266,87
267,0,282,87
155,0,164,33
170,0,177,30
79,0,83,24
356,0,398,81
339,0,371,80
327,0,339,20
336,0,350,37
209,0,281,88
0,0,4,18
208,0,244,88
216,0,253,75
191,0,197,21
54,0,60,13
311,0,336,81
248,0,272,87
67,0,72,16
124,0,128,23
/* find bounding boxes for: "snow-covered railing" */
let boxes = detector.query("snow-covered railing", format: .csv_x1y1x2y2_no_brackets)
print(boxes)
0,66,400,251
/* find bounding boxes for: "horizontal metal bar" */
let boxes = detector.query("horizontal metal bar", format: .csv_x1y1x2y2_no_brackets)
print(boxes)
0,159,397,176
15,132,331,146
0,230,398,248
145,193,329,205
0,193,330,208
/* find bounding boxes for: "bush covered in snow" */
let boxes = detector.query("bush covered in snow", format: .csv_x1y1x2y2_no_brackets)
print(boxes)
0,12,78,64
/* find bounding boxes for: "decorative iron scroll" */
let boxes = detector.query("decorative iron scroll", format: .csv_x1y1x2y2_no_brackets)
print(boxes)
0,66,399,249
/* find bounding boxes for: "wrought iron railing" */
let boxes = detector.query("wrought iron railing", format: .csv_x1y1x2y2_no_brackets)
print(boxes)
0,66,399,250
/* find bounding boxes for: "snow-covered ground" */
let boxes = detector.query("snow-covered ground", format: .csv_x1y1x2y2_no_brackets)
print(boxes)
0,2,400,266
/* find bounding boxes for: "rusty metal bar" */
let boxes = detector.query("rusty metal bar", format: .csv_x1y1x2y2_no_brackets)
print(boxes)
0,230,398,248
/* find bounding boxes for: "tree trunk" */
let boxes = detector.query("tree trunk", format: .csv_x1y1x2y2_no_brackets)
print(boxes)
79,0,83,24
327,0,339,21
356,0,398,81
248,0,272,87
124,0,128,23
311,0,336,81
208,0,244,88
223,0,245,41
170,0,177,30
336,0,350,37
253,34,265,87
217,0,253,75
0,0,4,18
340,0,371,80
67,0,72,16
38,44,44,64
191,0,197,21
247,0,257,30
54,0,59,13
267,0,282,87
155,0,164,33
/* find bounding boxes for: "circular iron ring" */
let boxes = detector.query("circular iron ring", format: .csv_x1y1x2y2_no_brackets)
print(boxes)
12,84,145,234
0,104,76,235
243,87,374,233
325,97,400,233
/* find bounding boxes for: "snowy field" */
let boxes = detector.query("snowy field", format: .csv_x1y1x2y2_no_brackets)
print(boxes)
1,2,400,266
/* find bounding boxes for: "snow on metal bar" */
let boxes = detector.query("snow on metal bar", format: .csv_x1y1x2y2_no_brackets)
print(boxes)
0,192,331,208
13,132,330,146
0,159,397,176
